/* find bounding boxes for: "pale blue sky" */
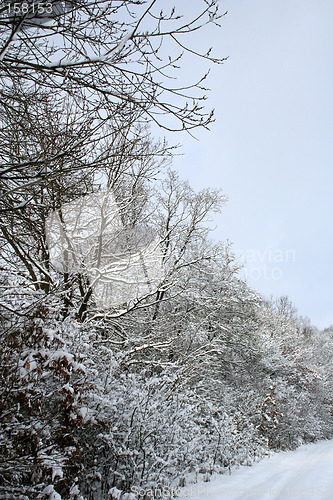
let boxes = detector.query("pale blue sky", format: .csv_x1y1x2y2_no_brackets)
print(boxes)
167,0,333,329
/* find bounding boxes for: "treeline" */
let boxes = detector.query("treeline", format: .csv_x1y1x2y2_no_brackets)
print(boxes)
0,1,332,498
1,138,332,497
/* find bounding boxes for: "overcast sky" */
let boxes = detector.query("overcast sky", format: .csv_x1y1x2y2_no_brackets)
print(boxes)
168,0,333,329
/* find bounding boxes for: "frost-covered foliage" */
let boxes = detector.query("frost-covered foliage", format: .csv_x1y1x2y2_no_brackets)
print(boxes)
1,115,332,499
1,273,332,499
1,1,333,496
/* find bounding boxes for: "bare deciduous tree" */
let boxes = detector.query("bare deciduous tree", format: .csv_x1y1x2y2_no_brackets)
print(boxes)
0,0,226,131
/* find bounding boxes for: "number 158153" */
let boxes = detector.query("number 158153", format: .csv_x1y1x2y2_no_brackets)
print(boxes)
7,2,53,16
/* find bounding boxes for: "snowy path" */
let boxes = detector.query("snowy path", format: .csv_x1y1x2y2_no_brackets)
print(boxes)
177,440,333,500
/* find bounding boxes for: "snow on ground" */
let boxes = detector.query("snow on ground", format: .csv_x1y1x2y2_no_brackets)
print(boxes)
177,440,333,500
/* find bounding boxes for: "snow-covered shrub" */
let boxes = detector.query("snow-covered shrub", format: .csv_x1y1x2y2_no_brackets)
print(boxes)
0,296,104,498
